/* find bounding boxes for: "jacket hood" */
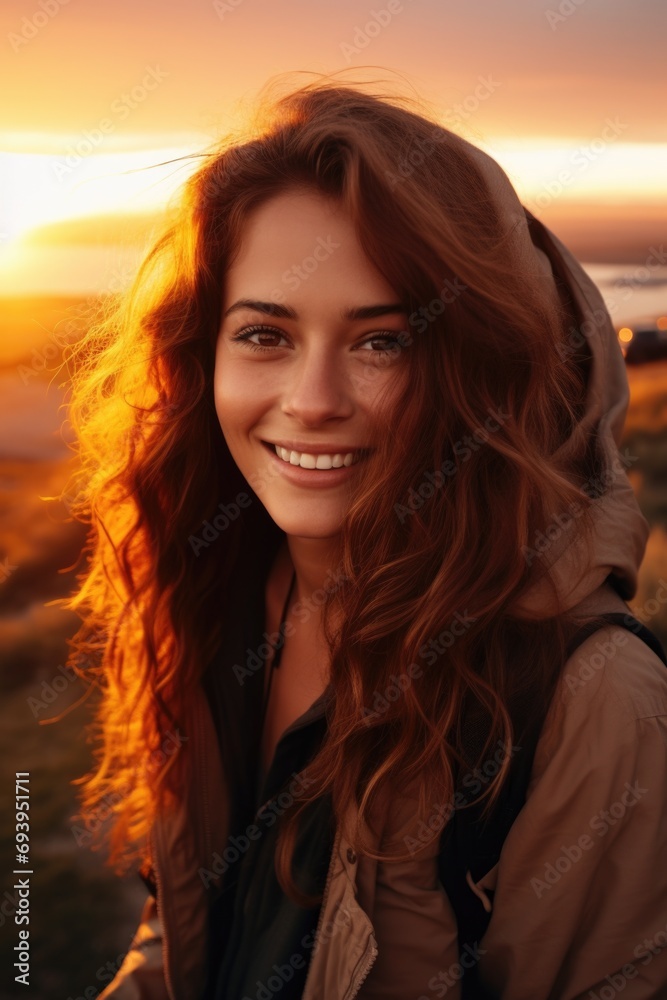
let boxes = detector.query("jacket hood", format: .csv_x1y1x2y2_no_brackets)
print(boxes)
460,139,649,619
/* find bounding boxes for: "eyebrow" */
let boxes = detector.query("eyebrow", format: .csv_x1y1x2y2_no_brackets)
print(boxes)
222,299,408,322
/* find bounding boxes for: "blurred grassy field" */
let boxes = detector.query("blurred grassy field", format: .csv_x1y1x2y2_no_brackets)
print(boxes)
0,297,149,1000
0,296,666,998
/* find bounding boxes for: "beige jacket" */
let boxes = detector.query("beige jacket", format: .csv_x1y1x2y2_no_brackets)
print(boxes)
99,138,667,999
98,585,667,1000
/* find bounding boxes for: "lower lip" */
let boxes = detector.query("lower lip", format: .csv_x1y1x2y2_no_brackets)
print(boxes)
261,442,368,487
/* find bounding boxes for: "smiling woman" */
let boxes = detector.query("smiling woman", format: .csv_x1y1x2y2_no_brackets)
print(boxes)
214,187,412,538
58,72,667,1000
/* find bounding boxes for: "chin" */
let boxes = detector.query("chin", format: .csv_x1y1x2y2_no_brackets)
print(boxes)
262,502,345,540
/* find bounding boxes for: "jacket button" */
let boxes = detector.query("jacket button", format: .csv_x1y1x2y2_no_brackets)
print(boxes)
346,848,357,864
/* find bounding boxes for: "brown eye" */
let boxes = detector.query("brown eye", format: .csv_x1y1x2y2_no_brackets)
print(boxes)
358,334,406,357
230,326,288,351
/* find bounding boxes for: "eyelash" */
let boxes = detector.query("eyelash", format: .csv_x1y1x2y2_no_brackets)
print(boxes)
230,324,406,356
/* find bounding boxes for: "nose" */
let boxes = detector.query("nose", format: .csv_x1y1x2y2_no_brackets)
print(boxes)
281,343,354,425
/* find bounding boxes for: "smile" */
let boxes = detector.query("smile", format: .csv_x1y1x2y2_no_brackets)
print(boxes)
264,442,368,470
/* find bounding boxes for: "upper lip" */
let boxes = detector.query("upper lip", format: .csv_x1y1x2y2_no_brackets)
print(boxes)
264,440,371,455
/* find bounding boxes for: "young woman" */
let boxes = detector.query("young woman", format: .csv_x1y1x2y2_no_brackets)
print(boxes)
63,75,667,999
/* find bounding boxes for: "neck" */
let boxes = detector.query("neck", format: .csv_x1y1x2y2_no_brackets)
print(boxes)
286,534,341,603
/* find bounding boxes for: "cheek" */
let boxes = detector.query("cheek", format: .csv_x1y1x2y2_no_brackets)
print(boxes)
212,376,258,478
214,377,239,434
213,353,258,435
360,363,409,423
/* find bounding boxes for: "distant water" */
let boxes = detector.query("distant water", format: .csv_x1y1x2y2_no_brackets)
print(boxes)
0,245,665,328
582,262,667,328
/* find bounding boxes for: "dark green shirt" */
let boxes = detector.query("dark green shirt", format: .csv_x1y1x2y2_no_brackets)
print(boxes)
200,566,335,1000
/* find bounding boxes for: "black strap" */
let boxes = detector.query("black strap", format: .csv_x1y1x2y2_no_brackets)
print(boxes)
565,612,667,667
259,568,297,731
439,611,667,998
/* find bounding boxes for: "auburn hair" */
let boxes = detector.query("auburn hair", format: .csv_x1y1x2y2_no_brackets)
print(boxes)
61,70,615,907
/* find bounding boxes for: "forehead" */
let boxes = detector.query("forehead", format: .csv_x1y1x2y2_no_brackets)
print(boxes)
223,188,402,309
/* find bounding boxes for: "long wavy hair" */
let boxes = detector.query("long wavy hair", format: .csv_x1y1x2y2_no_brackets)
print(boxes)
61,71,616,906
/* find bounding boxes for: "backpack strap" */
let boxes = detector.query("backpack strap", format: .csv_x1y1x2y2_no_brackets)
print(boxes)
564,612,667,668
438,611,667,997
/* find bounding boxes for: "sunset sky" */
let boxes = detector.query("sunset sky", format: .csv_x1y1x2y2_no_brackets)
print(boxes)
1,0,666,291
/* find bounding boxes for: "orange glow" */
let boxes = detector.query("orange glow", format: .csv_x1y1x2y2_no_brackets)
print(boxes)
657,317,667,330
1,141,666,254
0,147,197,246
618,328,634,343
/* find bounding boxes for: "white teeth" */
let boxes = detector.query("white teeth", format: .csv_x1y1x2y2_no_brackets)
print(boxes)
274,445,361,469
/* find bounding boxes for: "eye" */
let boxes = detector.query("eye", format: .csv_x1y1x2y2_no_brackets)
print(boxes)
358,333,407,357
229,325,287,352
227,325,409,357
